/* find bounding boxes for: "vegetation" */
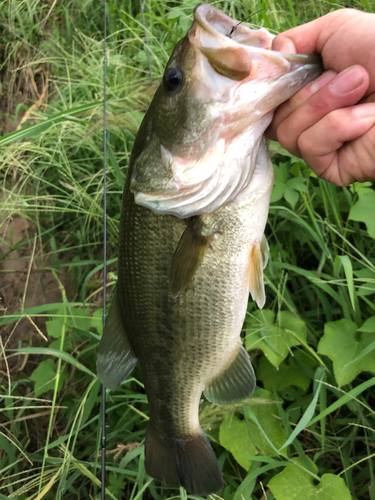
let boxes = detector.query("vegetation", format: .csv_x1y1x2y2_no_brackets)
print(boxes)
1,0,375,499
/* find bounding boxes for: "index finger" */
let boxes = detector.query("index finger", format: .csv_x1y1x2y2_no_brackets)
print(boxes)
271,10,344,54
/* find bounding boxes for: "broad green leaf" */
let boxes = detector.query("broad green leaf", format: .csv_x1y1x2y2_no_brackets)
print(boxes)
46,307,91,339
30,359,67,397
46,310,65,338
284,185,299,208
318,319,375,386
354,268,375,297
245,389,287,456
219,415,257,470
274,163,289,183
257,354,311,392
246,310,307,368
67,307,91,331
279,367,324,450
349,189,375,238
219,389,287,469
49,337,72,351
92,308,104,335
269,460,351,500
270,182,285,203
358,316,375,332
287,177,308,192
271,164,288,203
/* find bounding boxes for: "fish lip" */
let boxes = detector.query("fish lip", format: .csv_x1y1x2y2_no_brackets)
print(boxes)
131,5,323,218
193,4,271,46
191,4,323,77
282,52,322,65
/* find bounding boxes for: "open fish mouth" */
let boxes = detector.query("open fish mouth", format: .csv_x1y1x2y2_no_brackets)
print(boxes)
189,4,322,106
131,4,322,218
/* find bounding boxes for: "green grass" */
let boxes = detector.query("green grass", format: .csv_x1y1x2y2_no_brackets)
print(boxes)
1,0,375,499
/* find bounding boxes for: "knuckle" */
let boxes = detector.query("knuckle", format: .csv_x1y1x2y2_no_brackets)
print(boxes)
297,130,312,155
326,111,345,132
276,123,296,153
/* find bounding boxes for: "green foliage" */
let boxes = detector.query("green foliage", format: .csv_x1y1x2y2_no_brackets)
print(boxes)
1,0,375,499
30,359,67,397
219,389,287,469
271,162,308,208
220,414,258,470
349,187,375,238
318,319,375,386
246,310,307,368
269,459,352,500
257,350,316,392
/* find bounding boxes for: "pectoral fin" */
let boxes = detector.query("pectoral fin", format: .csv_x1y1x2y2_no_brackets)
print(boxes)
170,218,214,297
204,344,256,405
248,241,266,309
96,289,138,390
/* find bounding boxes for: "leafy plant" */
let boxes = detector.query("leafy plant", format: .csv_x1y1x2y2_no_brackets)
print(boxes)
1,0,375,499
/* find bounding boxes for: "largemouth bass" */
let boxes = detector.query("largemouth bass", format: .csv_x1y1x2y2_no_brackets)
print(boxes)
97,4,321,496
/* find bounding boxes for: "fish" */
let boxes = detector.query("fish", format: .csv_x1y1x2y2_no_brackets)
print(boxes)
97,4,322,496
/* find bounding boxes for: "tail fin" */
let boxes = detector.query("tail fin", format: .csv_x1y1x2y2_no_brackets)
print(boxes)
145,424,224,496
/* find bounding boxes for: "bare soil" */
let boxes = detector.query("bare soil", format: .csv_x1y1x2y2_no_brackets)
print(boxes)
0,214,74,377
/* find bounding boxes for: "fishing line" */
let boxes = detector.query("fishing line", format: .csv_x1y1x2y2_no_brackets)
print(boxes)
101,0,107,497
227,8,264,38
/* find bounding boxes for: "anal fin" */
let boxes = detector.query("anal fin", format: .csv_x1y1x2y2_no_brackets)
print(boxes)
96,289,137,390
170,217,214,297
204,344,256,405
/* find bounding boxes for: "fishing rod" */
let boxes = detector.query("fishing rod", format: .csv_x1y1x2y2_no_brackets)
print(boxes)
101,0,107,498
100,1,153,497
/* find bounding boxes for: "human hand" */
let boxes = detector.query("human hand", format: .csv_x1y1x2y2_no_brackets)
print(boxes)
266,9,375,186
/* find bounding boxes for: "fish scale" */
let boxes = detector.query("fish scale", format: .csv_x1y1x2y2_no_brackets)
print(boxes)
97,3,322,496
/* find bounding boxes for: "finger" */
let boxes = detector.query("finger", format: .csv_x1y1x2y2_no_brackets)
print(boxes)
272,10,375,95
266,71,336,140
273,36,296,54
271,9,359,55
274,65,370,156
360,91,375,104
298,103,375,185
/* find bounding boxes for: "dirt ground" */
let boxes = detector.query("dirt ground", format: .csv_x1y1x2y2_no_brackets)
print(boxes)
0,214,74,377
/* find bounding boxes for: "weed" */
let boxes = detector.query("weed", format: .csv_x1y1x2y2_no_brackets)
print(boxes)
1,0,375,499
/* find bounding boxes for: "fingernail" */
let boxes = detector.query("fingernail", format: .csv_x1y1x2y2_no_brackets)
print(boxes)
329,66,364,95
310,71,336,94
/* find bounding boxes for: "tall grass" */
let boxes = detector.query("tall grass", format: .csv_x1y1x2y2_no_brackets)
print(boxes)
1,0,375,499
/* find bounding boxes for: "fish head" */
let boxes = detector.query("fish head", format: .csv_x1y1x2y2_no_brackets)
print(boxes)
131,4,322,217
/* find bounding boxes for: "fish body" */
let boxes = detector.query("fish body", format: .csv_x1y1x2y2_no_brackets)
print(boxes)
97,5,322,496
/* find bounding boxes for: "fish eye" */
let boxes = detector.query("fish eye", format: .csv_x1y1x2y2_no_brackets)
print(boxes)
163,67,183,92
